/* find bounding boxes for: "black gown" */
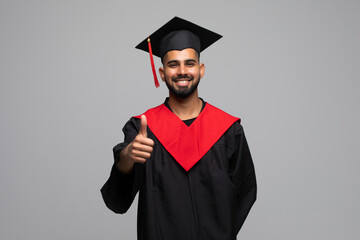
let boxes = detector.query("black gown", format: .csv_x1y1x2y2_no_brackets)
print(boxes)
101,100,257,240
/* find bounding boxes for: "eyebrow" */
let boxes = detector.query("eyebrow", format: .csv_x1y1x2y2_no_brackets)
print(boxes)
166,59,197,65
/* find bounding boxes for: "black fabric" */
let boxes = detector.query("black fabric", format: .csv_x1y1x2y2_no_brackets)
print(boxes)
159,30,201,58
135,16,222,58
101,105,257,240
163,97,206,126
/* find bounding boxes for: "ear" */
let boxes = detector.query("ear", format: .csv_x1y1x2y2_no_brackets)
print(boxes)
159,67,165,82
200,63,205,79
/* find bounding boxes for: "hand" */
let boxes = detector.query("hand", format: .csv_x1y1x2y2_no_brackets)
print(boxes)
121,115,154,166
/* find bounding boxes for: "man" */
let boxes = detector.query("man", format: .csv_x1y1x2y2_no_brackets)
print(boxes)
101,16,257,240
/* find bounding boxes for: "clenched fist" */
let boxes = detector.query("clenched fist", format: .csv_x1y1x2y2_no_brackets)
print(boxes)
117,115,154,173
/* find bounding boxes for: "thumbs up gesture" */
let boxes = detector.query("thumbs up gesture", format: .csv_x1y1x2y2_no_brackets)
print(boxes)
118,115,154,173
139,114,149,138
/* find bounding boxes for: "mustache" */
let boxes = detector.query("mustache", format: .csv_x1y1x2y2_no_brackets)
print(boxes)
172,75,194,81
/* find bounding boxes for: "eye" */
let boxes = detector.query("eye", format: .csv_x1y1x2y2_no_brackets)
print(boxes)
168,62,178,68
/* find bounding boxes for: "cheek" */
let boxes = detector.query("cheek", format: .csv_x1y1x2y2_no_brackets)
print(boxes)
189,68,201,77
164,71,174,81
165,70,174,78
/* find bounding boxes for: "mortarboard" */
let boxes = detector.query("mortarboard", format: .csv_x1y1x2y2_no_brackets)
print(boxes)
136,16,222,88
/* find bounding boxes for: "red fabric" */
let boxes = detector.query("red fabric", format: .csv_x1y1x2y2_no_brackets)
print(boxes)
134,103,240,171
147,37,160,88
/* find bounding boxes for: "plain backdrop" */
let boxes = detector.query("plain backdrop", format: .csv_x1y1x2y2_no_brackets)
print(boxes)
1,0,359,239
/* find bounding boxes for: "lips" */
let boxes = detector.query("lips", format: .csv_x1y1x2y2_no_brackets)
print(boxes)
175,80,190,87
172,76,193,87
173,78,191,82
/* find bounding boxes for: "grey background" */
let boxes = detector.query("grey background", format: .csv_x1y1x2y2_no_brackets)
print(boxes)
1,0,359,239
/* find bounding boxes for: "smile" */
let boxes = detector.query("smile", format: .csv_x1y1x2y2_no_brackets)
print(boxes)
174,80,191,86
174,78,191,82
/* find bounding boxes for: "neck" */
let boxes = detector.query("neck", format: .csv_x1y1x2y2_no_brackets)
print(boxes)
168,90,202,120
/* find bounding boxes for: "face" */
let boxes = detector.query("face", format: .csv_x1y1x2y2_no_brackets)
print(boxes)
159,48,205,99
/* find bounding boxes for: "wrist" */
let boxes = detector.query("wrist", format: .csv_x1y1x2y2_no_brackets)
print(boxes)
116,147,134,174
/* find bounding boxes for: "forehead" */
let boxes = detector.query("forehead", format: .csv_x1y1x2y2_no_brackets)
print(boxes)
163,48,198,63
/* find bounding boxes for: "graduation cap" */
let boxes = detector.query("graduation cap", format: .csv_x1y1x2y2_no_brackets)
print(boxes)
136,16,222,88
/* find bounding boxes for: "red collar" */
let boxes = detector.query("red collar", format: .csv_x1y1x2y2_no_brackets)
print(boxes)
135,103,240,171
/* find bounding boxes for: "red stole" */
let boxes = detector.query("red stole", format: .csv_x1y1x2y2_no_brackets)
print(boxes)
134,103,240,171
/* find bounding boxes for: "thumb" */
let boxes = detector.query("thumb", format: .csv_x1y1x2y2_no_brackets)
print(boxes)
139,115,148,137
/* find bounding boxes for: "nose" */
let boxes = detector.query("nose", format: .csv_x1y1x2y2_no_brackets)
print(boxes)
177,63,186,76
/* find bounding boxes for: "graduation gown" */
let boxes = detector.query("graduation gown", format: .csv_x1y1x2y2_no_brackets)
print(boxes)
101,100,257,240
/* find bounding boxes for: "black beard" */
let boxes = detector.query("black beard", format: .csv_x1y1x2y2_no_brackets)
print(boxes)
165,75,200,99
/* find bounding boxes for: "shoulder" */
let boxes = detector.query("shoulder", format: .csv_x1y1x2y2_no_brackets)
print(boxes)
229,121,244,134
133,104,165,119
205,102,241,123
123,102,166,130
205,103,245,135
122,117,141,133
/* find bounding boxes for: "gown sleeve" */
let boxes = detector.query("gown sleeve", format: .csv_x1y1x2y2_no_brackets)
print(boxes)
227,122,257,232
100,117,145,214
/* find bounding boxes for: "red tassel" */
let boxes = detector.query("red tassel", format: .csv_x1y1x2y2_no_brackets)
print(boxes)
147,37,160,88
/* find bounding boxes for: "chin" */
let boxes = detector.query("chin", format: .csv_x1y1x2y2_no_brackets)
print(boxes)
165,77,200,99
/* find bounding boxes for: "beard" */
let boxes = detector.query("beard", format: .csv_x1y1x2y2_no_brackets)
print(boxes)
164,74,200,99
